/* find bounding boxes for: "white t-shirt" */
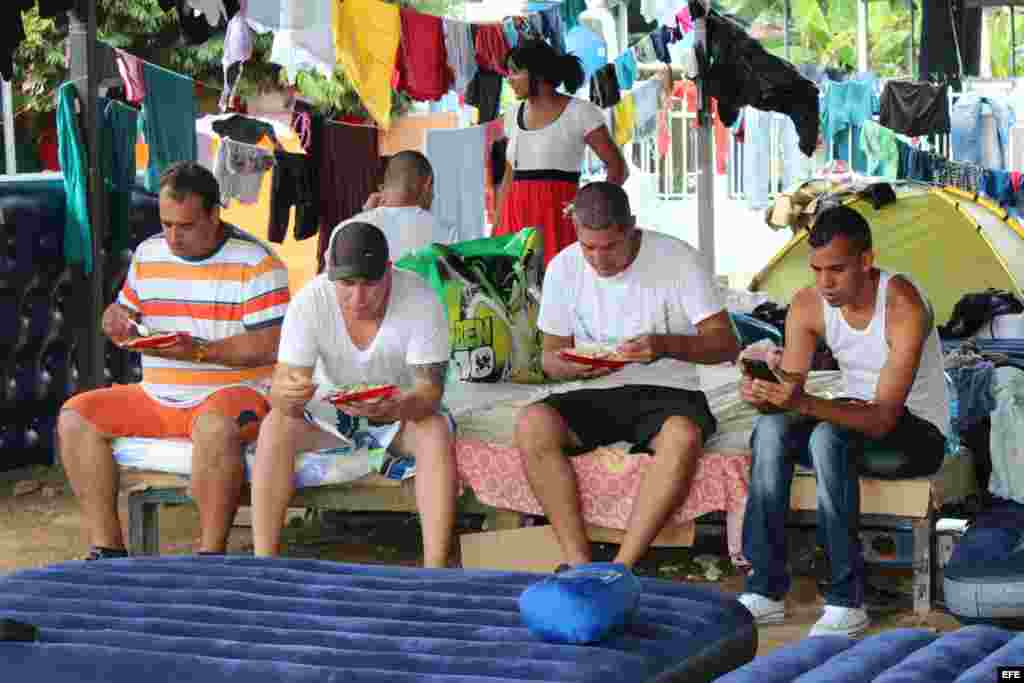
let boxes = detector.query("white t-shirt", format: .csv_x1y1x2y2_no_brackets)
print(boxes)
507,97,607,174
278,269,450,394
328,206,449,262
537,230,725,393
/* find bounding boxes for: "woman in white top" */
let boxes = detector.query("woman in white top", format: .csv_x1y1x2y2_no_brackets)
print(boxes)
495,39,627,265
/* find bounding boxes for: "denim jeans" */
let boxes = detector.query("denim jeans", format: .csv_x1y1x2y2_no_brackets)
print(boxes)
743,410,945,607
947,498,1024,569
742,107,772,210
951,96,1015,170
743,412,865,607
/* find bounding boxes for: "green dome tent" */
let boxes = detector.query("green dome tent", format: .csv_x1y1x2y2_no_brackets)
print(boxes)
749,182,1024,326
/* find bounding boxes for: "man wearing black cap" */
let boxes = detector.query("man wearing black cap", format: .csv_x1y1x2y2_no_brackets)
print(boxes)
250,221,456,567
514,181,740,570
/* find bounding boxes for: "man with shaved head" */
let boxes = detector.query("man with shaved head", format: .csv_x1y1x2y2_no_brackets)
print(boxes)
514,181,741,571
330,150,450,260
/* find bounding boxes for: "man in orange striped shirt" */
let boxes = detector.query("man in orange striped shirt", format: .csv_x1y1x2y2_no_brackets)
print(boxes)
58,162,290,560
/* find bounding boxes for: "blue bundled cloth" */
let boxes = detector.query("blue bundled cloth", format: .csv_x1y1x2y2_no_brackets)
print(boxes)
519,562,642,645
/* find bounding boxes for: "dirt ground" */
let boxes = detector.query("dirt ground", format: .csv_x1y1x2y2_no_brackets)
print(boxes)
0,463,963,656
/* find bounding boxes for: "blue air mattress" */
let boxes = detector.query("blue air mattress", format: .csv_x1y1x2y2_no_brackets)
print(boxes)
0,556,757,683
716,625,1024,683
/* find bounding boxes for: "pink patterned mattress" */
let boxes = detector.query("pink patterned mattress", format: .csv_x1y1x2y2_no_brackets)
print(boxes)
455,438,752,561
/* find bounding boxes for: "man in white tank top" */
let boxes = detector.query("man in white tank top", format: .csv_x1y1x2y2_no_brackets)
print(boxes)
737,205,950,638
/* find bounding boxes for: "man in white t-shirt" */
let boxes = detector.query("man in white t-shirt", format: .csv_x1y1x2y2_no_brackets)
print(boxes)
334,150,450,260
251,222,456,567
515,181,741,570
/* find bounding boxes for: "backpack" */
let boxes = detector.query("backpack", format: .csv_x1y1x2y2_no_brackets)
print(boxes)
939,289,1024,339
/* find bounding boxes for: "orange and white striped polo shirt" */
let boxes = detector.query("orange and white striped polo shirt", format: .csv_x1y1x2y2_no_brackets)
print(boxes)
117,225,290,407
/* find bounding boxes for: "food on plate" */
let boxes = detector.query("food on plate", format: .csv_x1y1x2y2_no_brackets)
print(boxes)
120,331,186,350
558,345,630,368
327,383,399,405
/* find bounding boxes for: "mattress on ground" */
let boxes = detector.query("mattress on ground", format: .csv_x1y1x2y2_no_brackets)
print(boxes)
716,625,1024,683
0,556,757,683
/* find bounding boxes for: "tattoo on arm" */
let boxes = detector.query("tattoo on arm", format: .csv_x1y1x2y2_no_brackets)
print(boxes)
413,361,449,387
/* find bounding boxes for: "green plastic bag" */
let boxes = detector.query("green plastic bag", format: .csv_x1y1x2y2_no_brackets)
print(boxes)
395,229,546,383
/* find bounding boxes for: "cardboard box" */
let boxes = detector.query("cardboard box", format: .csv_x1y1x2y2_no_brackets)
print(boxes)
460,523,695,573
790,473,932,517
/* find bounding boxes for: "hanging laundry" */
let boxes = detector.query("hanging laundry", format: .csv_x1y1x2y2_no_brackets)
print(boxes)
115,49,146,105
268,151,318,243
590,64,621,108
560,0,586,31
502,17,519,49
1014,171,1023,194
613,51,637,91
861,120,899,178
649,25,674,64
141,62,198,192
56,82,93,274
935,159,984,194
484,118,505,226
906,148,935,182
187,0,227,27
176,0,215,44
676,6,693,33
741,107,773,211
270,0,335,81
528,15,546,43
699,10,820,157
675,81,729,175
214,138,275,206
634,35,659,64
632,78,660,140
821,80,875,173
465,70,503,123
951,96,1016,170
100,98,139,259
316,122,381,272
613,94,635,146
920,0,981,81
879,81,950,137
565,25,607,82
425,126,487,244
443,19,478,95
474,24,510,76
221,10,254,111
333,0,401,128
289,100,322,240
540,7,566,55
982,170,1015,209
394,8,452,102
211,115,280,146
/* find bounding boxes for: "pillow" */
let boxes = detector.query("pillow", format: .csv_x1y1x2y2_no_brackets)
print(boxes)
519,562,642,645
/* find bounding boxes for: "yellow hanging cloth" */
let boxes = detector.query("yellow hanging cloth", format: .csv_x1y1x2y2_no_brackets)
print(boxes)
332,0,401,128
613,93,635,146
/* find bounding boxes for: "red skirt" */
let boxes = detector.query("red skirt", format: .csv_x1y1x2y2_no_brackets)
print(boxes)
495,178,579,266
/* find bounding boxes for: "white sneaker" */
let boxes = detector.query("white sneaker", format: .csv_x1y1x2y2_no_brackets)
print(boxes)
808,605,870,638
737,593,786,624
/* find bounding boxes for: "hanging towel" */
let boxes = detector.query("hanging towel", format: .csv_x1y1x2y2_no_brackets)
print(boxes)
56,82,92,274
565,25,607,81
269,150,319,243
100,98,139,260
632,78,660,139
443,19,478,95
425,126,487,243
861,120,899,177
612,94,635,146
333,0,401,128
613,51,637,90
141,62,198,192
317,122,381,272
213,138,275,206
115,49,146,104
474,24,510,76
879,81,951,137
590,64,621,108
502,17,519,49
466,70,503,123
394,8,451,102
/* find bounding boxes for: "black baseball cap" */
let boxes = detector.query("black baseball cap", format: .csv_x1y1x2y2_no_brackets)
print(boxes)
327,221,389,281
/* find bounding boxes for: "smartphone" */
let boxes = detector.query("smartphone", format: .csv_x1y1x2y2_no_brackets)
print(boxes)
742,358,781,383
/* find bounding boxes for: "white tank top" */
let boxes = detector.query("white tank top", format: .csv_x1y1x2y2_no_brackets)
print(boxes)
822,270,950,436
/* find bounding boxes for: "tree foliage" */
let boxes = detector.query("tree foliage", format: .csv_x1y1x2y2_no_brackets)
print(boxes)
12,0,461,117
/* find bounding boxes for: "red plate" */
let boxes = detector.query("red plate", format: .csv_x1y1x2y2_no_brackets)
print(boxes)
121,332,188,350
558,349,630,369
327,384,399,405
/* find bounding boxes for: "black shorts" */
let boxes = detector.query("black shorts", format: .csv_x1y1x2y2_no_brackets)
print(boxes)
540,385,717,455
